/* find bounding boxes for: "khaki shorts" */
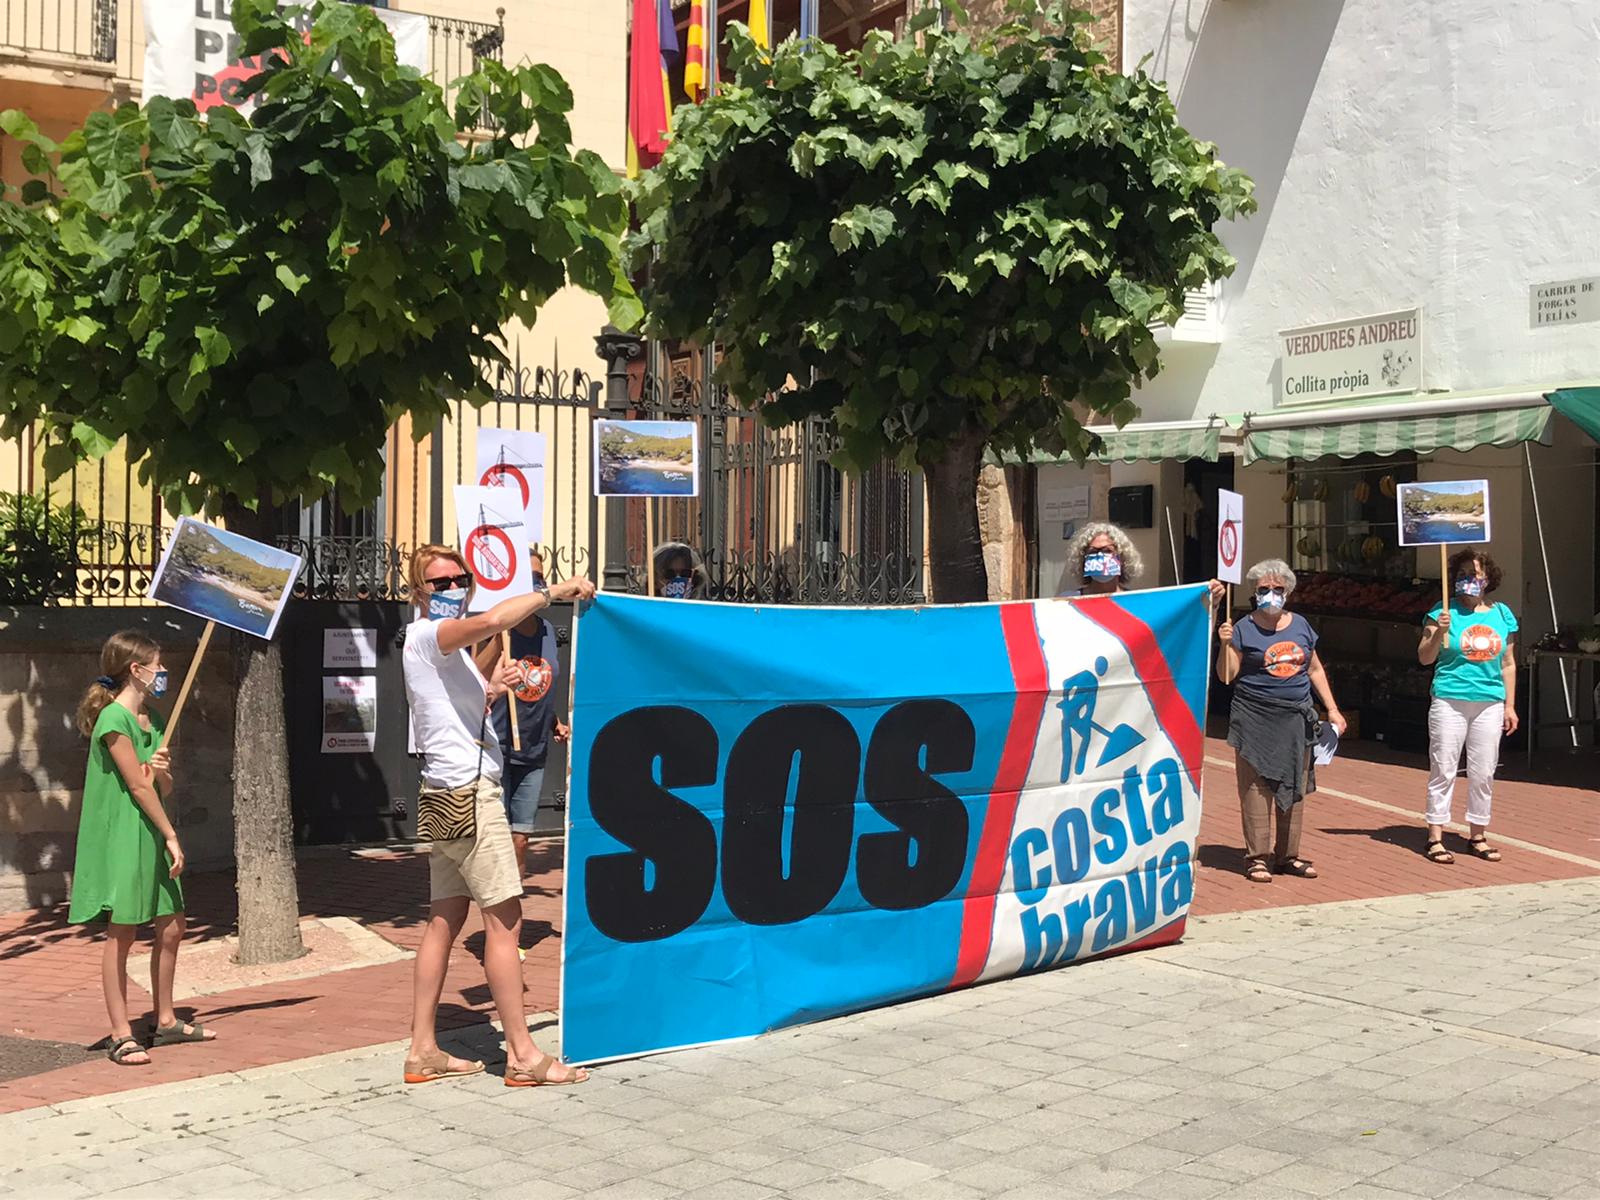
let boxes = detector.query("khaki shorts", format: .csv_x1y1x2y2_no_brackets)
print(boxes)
428,778,523,909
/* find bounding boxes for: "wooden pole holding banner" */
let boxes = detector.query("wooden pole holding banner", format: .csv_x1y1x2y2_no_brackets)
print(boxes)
501,629,521,751
164,620,215,744
1440,543,1449,614
645,500,657,596
1164,506,1180,584
1219,586,1238,685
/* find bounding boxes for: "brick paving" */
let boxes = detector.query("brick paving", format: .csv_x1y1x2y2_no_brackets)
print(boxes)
3,878,1597,1200
0,739,1593,1116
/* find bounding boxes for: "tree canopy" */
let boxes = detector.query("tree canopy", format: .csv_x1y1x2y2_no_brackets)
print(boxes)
629,0,1255,598
0,0,639,517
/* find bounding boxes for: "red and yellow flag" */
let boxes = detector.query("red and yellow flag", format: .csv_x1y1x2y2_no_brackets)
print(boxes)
627,0,671,177
684,0,708,102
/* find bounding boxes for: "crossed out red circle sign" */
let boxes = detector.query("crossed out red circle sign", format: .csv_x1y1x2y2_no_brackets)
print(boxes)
480,463,530,511
1219,520,1239,569
465,524,515,591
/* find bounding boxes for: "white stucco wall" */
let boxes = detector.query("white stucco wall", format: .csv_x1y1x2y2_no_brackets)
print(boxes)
1123,0,1600,422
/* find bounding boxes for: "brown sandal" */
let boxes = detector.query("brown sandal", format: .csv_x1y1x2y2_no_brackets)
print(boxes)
1468,837,1501,862
1275,857,1318,878
403,1050,485,1085
1425,840,1455,865
1244,860,1272,884
505,1053,589,1088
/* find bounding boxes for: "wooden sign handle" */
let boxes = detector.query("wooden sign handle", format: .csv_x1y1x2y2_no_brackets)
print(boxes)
164,620,215,745
1440,543,1449,613
645,500,657,597
1219,585,1237,685
502,629,521,752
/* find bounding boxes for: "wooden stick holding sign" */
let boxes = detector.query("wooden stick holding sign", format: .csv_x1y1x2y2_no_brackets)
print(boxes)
645,500,657,597
1216,489,1245,685
145,516,305,744
163,621,214,744
501,629,521,751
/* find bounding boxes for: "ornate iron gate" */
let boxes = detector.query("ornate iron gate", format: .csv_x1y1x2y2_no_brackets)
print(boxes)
620,341,926,605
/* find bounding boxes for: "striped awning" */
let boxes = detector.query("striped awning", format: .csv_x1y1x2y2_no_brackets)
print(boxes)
1242,406,1552,465
1549,388,1600,445
1013,423,1220,466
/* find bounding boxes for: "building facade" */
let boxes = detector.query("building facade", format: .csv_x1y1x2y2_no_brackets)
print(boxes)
1008,0,1599,747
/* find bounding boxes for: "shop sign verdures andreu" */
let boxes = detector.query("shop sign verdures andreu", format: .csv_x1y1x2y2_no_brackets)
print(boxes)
1277,307,1422,407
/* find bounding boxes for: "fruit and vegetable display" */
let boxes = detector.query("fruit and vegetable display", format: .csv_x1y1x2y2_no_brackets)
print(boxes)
1289,572,1437,621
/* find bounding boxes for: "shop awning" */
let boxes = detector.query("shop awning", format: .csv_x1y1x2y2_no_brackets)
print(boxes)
1005,422,1221,466
1548,387,1600,444
1241,395,1553,464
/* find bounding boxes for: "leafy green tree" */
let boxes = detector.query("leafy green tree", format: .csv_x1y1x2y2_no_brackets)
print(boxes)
630,0,1254,601
0,0,636,961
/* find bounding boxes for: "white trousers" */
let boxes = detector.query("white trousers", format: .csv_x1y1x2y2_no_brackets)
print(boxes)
1426,697,1503,828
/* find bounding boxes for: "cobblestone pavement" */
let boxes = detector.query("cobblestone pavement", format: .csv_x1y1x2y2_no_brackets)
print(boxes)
3,877,1596,1200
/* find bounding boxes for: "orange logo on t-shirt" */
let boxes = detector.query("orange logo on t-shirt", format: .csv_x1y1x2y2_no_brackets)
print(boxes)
1459,625,1502,663
513,656,553,703
1263,640,1307,678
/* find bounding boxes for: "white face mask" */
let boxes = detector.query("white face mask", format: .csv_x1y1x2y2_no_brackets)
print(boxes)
426,588,468,620
1254,588,1286,612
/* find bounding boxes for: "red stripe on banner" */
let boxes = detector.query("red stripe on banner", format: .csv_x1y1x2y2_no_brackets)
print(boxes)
1072,595,1205,778
950,603,1050,989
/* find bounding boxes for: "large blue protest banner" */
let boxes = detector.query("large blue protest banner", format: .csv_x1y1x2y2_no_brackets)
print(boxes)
561,587,1211,1064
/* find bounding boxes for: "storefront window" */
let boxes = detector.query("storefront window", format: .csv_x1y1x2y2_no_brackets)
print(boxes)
1283,452,1434,622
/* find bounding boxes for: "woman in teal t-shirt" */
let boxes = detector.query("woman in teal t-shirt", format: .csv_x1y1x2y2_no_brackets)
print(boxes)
1417,548,1519,865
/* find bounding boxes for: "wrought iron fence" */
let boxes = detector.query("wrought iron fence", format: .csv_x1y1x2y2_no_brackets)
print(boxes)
426,9,505,127
0,0,116,63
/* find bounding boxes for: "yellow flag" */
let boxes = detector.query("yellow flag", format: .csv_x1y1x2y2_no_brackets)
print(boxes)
749,0,770,49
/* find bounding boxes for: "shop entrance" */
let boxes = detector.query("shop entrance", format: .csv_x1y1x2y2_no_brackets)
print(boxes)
1182,457,1235,585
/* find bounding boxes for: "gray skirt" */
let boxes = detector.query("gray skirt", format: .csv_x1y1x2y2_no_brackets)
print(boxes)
1227,688,1319,811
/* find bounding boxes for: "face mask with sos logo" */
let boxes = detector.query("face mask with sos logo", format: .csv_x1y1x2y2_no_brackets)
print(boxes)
662,576,693,600
1454,577,1485,597
1083,551,1122,581
427,588,469,620
136,665,170,698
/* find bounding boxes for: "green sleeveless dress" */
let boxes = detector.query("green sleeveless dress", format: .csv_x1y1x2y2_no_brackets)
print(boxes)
68,702,183,925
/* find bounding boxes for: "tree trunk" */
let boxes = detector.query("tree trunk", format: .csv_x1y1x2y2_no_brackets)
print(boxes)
219,498,306,966
923,429,990,604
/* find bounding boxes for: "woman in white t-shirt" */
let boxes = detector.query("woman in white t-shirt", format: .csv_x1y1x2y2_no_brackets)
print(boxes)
401,543,594,1088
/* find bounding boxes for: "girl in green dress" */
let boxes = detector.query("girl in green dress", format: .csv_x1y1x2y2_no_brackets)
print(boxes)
70,630,217,1065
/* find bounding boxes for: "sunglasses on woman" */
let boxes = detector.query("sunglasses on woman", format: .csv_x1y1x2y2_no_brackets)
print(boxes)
426,572,474,590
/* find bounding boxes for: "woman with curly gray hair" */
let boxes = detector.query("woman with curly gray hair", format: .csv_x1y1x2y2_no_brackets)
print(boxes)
1060,521,1224,603
1060,522,1145,597
1217,558,1346,884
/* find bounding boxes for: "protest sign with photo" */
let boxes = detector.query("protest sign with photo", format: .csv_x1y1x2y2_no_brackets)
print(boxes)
147,517,303,640
1397,479,1491,546
475,427,546,546
594,420,699,497
453,485,534,612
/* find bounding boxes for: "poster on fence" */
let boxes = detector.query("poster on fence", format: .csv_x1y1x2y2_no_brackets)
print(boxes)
142,0,428,113
560,586,1211,1064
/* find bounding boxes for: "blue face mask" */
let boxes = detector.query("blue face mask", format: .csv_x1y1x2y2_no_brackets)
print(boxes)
529,572,547,591
1454,577,1485,597
426,588,468,620
663,577,692,600
1254,588,1287,612
137,665,169,698
1083,551,1122,581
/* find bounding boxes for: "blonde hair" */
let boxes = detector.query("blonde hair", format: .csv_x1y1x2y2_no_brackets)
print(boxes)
77,630,160,737
407,544,470,608
1065,522,1144,584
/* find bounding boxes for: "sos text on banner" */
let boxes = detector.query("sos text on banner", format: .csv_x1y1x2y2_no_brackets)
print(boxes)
453,485,533,611
561,586,1211,1064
